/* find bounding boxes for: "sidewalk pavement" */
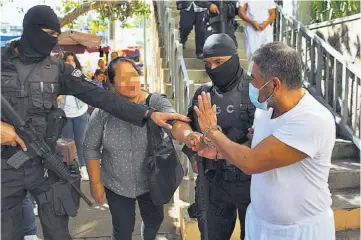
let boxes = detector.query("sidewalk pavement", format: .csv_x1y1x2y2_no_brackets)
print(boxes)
35,181,179,240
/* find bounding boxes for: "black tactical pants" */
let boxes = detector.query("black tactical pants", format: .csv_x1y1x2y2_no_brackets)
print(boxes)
1,160,72,240
205,20,238,48
194,170,251,240
179,7,206,54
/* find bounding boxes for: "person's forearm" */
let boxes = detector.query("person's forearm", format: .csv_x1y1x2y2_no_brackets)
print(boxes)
86,160,101,184
238,9,253,24
264,10,276,25
207,129,255,174
171,121,193,143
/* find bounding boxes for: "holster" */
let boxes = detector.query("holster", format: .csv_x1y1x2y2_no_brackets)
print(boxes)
37,161,81,217
46,108,67,143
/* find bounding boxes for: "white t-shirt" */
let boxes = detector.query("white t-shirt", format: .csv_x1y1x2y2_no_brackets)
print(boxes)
240,0,276,23
250,92,335,224
62,96,88,118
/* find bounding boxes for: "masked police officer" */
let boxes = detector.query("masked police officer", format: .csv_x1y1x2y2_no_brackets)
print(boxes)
194,1,239,47
182,34,255,240
1,5,188,240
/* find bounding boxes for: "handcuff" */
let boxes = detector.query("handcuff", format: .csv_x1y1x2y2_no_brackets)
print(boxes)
202,125,222,160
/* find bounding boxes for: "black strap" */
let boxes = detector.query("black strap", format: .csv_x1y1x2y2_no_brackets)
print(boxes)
145,93,157,151
145,93,153,106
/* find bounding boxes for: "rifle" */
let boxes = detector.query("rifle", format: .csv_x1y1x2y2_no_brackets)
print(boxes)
196,155,209,240
1,95,93,207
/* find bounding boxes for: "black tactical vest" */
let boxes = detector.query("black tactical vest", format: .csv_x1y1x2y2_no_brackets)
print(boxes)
193,80,255,144
192,75,255,173
1,44,60,136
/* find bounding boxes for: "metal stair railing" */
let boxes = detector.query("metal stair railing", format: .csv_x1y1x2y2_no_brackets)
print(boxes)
155,0,196,179
275,6,361,149
155,0,194,116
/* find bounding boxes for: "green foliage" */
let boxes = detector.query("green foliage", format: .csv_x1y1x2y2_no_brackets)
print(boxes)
57,0,150,33
311,0,360,23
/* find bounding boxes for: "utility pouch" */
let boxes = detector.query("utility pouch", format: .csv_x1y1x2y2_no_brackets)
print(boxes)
45,108,67,143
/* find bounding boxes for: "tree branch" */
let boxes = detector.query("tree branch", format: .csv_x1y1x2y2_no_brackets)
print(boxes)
59,0,128,28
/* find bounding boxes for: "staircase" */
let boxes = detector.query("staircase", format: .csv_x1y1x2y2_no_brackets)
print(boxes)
162,7,248,102
148,1,360,239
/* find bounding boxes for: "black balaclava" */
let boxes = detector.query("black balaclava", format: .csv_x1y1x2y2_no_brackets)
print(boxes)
18,5,61,63
203,34,242,93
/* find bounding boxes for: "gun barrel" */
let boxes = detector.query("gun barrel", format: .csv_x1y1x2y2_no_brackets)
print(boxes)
69,181,93,207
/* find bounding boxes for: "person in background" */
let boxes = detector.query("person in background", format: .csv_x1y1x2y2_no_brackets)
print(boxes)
59,52,89,180
97,58,107,75
84,57,201,240
23,195,38,240
238,0,276,64
110,51,119,61
96,59,113,91
195,1,240,47
176,1,207,59
92,69,106,88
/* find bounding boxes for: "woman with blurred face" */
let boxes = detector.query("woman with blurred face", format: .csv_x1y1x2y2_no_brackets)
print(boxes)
84,57,199,240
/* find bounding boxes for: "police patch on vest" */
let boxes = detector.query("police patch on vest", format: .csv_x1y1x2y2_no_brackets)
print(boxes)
71,69,83,78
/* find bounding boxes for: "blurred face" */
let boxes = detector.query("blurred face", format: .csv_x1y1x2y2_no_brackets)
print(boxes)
65,55,76,69
111,52,118,60
98,59,105,68
113,61,140,98
204,56,232,70
96,73,106,82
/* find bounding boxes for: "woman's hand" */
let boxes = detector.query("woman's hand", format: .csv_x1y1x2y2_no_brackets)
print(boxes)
193,92,217,133
90,182,105,205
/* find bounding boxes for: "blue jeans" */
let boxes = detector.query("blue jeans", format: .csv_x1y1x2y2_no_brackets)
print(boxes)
23,196,37,236
62,112,88,167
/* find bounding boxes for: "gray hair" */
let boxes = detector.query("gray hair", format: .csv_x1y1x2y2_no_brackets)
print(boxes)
251,42,302,89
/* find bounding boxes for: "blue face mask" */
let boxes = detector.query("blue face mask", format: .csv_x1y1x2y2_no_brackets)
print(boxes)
249,81,274,111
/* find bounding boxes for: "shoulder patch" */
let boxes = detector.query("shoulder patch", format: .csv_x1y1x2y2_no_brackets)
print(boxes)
71,69,83,78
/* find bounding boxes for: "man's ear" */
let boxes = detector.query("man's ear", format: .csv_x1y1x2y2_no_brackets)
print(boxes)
273,77,281,91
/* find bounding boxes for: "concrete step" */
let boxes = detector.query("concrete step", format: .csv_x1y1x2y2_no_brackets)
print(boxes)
162,68,209,84
336,229,360,240
173,28,244,42
329,160,360,190
332,139,360,161
332,188,360,231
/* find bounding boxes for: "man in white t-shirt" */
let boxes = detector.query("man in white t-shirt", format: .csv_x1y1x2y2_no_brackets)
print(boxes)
238,0,276,64
193,42,336,240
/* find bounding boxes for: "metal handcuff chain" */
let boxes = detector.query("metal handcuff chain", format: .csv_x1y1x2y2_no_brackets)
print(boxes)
202,125,222,148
